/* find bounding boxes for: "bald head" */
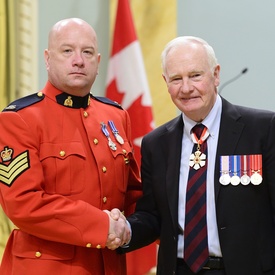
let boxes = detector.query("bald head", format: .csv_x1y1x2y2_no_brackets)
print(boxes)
48,18,98,50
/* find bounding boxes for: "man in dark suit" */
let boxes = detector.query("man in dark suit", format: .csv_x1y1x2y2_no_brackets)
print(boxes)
109,36,275,274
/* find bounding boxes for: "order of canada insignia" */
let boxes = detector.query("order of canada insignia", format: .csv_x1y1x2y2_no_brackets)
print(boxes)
189,150,206,170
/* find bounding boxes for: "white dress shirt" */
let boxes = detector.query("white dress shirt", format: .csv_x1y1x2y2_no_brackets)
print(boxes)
177,94,223,258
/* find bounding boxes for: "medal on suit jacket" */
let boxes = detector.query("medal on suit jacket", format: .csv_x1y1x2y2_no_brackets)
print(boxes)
219,155,231,185
230,155,241,186
240,155,250,185
101,122,117,151
250,154,262,185
189,127,209,170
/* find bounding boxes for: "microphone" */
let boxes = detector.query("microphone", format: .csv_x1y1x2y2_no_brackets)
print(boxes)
219,68,248,94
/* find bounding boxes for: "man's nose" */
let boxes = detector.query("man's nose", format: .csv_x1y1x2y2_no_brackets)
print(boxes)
180,79,193,93
72,52,84,66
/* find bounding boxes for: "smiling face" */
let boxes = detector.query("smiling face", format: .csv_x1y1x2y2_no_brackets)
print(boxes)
162,40,220,122
44,18,101,96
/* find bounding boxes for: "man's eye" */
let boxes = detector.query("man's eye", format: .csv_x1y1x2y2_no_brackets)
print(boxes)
171,77,181,82
83,50,93,56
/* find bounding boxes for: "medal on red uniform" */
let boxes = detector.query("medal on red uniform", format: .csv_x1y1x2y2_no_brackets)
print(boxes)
108,120,124,145
101,122,117,151
219,155,231,185
250,154,262,185
189,127,209,170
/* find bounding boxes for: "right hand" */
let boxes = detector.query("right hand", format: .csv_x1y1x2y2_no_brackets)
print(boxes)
104,209,130,250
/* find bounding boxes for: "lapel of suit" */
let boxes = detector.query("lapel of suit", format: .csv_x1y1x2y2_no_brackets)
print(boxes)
161,115,184,232
214,98,245,200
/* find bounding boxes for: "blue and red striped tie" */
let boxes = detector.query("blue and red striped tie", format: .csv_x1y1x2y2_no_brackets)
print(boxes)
184,124,209,273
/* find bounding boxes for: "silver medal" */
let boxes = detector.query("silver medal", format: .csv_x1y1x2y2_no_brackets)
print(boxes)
115,134,124,145
219,173,231,185
108,138,117,151
101,122,117,151
231,175,241,186
240,174,250,185
251,172,262,185
108,120,124,145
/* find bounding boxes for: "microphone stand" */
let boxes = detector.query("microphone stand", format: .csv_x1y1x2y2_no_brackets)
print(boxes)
219,68,248,94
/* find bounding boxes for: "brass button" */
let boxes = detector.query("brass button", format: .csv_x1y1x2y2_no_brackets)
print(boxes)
83,111,88,118
122,149,127,155
96,244,101,249
37,92,43,97
86,243,92,248
93,139,98,145
59,150,66,157
124,157,129,164
35,251,42,258
102,166,107,173
103,197,107,203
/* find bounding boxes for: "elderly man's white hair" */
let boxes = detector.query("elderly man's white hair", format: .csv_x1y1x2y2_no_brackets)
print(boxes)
161,36,218,74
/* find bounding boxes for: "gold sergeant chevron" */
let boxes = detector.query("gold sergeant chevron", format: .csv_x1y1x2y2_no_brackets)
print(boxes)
0,151,30,186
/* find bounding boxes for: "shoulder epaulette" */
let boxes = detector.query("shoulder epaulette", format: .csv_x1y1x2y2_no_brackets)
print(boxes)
2,92,45,112
91,95,123,110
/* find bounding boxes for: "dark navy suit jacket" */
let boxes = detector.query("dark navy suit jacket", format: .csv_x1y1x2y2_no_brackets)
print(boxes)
122,97,275,275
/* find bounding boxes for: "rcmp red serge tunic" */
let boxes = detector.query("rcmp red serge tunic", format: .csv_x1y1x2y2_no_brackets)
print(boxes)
0,81,142,275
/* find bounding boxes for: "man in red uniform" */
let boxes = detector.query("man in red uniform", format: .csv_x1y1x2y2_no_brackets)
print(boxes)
0,18,141,275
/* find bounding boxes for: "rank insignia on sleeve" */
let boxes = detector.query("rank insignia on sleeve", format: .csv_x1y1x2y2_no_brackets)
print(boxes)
0,149,30,187
1,147,13,162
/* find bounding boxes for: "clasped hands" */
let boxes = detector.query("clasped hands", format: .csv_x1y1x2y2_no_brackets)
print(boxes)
104,208,130,250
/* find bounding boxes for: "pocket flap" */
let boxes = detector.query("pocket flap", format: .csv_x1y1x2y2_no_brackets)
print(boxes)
13,230,75,260
40,142,86,161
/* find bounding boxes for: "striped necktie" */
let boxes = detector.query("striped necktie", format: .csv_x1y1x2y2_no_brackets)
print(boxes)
184,124,209,273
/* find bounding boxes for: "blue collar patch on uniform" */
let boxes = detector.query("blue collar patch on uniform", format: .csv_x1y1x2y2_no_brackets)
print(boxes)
91,95,123,110
2,92,45,112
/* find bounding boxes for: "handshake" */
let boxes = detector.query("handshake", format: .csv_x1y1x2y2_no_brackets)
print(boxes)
104,208,131,250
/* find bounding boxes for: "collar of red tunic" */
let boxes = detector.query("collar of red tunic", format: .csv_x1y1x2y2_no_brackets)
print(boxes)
42,81,91,109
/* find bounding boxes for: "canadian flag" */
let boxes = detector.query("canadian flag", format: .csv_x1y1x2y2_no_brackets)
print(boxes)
105,0,156,274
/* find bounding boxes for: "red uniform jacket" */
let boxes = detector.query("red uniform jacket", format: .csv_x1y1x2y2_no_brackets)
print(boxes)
0,81,142,275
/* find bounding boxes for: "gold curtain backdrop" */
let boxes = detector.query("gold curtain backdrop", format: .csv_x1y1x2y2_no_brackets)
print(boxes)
0,0,16,262
0,0,16,111
110,0,177,127
0,0,38,111
0,0,38,262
